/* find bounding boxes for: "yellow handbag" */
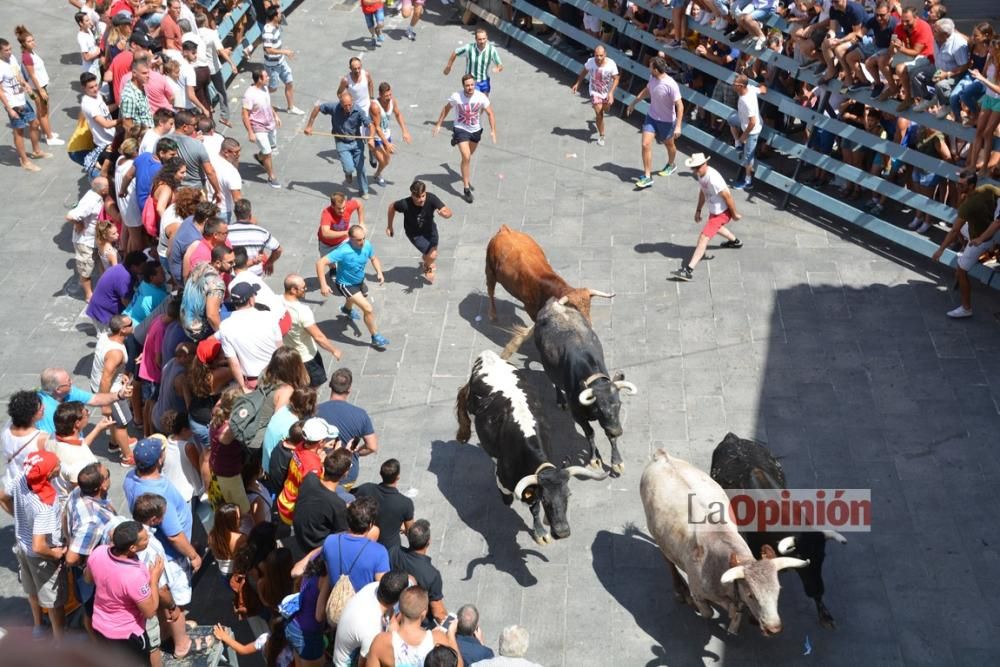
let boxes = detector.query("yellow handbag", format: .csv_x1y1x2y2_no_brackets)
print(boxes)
67,113,95,153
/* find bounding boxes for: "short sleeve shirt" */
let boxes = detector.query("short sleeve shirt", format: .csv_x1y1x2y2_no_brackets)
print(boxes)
326,240,374,285
78,30,100,76
895,18,935,60
37,386,93,434
243,85,276,132
392,193,445,238
173,133,210,188
0,57,27,107
958,185,1000,238
322,533,390,592
353,483,414,552
390,548,443,601
120,81,153,128
584,57,619,98
82,94,115,147
866,15,899,49
283,298,318,359
698,166,731,215
87,545,151,640
319,200,360,245
447,91,490,133
828,1,865,34
647,73,681,123
122,472,193,558
737,87,762,135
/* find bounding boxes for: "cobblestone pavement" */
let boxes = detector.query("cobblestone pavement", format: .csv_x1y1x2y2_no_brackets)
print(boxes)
1,1,999,665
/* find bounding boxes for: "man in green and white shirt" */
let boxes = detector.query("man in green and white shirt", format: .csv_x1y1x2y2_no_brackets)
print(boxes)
443,28,503,95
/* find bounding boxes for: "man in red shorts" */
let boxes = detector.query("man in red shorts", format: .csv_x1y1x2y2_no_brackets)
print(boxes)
672,153,743,282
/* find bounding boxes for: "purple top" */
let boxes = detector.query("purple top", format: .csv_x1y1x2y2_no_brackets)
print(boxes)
209,421,243,478
86,264,135,325
295,573,324,634
647,74,682,123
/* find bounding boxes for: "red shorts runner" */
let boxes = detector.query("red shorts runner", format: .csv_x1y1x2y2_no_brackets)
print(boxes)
702,211,732,238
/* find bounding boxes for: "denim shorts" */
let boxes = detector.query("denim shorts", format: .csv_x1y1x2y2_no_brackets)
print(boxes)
642,116,676,143
8,101,36,130
738,4,772,22
913,169,943,189
266,61,294,89
364,7,385,28
284,618,325,661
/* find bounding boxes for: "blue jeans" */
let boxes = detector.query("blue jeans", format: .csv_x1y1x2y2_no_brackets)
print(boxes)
950,77,985,119
336,140,368,195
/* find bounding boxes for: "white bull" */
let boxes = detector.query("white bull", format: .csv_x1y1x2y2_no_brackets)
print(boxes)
640,450,809,636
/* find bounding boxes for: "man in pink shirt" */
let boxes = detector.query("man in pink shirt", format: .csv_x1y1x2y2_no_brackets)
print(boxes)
182,217,230,280
143,62,176,114
85,520,164,662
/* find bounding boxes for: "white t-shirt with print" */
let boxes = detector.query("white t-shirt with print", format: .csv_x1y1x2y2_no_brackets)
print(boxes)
737,87,762,136
0,57,27,107
584,57,619,99
82,94,115,147
698,166,731,215
448,90,490,133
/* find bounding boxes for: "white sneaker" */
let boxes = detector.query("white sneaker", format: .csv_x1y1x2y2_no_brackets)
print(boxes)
45,136,65,146
908,216,922,230
916,222,931,234
753,37,766,51
597,135,605,146
287,106,305,115
946,305,973,319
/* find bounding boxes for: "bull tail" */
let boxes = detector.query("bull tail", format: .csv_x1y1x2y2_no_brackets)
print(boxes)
455,381,473,443
499,324,534,360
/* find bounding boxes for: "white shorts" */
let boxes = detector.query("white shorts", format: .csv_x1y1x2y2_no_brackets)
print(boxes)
254,129,277,156
958,225,1000,272
164,556,193,607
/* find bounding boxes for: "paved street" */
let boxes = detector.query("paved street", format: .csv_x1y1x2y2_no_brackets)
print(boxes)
1,1,1000,665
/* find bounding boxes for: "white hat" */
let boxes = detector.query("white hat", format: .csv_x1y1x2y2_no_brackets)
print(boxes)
684,152,710,168
302,417,339,442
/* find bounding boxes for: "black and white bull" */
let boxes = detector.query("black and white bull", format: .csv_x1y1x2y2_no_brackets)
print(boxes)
455,350,608,544
532,297,637,476
710,432,848,629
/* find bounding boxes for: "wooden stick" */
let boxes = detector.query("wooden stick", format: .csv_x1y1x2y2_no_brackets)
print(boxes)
297,129,372,140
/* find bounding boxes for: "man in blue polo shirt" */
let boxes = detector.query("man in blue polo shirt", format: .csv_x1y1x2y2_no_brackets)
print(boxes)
36,367,129,434
315,224,388,348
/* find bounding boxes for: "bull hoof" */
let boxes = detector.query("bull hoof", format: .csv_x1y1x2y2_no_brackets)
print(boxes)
611,462,624,477
533,533,553,545
588,458,603,469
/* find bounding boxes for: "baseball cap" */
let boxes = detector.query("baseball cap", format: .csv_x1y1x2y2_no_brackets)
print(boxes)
196,337,222,364
112,11,133,27
24,451,60,504
130,32,153,49
133,436,165,468
229,282,260,308
302,417,339,443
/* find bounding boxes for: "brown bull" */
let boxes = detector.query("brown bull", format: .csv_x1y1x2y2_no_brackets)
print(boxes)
485,225,613,325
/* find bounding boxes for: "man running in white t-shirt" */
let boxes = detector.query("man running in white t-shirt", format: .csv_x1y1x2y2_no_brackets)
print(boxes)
570,45,620,146
432,74,497,205
672,153,743,282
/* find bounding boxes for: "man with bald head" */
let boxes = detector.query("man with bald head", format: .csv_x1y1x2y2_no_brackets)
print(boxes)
66,176,110,302
282,273,343,387
570,45,620,146
36,368,131,435
304,90,374,199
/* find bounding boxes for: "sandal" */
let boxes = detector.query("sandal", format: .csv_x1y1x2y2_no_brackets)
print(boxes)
174,634,215,658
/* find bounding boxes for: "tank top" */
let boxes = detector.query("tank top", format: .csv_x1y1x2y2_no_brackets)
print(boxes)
391,630,435,667
986,63,1000,100
378,97,393,139
90,334,128,392
241,481,273,533
1,425,45,495
158,205,181,259
970,51,988,73
163,436,199,500
346,70,371,115
21,51,50,89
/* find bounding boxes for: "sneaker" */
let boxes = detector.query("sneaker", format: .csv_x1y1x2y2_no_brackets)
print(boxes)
377,33,385,44
753,37,766,51
407,28,416,41
371,333,390,347
361,192,370,200
672,266,694,281
915,222,931,234
908,216,922,230
287,106,306,115
469,183,475,191
596,135,605,146
44,136,65,146
732,179,752,190
376,176,386,186
464,187,474,203
946,305,973,319
372,37,379,48
657,163,677,177
341,305,361,320
634,176,654,189
720,238,743,248
268,178,281,189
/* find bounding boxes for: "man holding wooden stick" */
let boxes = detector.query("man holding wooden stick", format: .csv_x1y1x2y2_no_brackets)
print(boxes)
304,90,375,199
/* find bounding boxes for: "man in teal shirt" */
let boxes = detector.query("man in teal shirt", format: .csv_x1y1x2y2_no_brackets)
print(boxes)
36,367,130,434
315,224,388,348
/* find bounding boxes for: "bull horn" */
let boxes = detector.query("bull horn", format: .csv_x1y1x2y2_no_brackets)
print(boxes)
777,536,796,555
564,465,610,480
822,530,848,544
613,380,638,396
558,296,570,305
513,475,540,501
588,289,615,299
772,557,810,572
720,565,746,584
578,388,596,406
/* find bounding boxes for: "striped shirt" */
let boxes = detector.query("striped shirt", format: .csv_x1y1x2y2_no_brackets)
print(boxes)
66,487,120,560
120,81,153,128
262,23,285,66
227,221,281,276
454,42,502,83
12,476,63,557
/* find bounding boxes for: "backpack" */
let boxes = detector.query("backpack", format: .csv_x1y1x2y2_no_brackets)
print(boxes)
228,383,277,449
325,536,369,627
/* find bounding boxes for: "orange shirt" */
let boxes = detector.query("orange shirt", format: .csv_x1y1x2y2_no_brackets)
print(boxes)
276,445,322,524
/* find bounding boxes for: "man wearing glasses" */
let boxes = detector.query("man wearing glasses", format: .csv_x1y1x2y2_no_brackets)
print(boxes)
36,369,132,435
315,226,389,348
282,274,344,387
843,1,897,94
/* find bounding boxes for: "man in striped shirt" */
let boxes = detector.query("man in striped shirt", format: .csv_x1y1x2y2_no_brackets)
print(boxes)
227,198,283,277
443,28,503,95
262,6,304,115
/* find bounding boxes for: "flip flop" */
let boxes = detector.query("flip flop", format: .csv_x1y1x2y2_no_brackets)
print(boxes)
174,634,215,658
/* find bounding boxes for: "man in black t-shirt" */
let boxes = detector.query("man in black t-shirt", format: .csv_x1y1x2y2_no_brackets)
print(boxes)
353,458,414,552
386,180,452,283
292,448,353,552
390,519,448,626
